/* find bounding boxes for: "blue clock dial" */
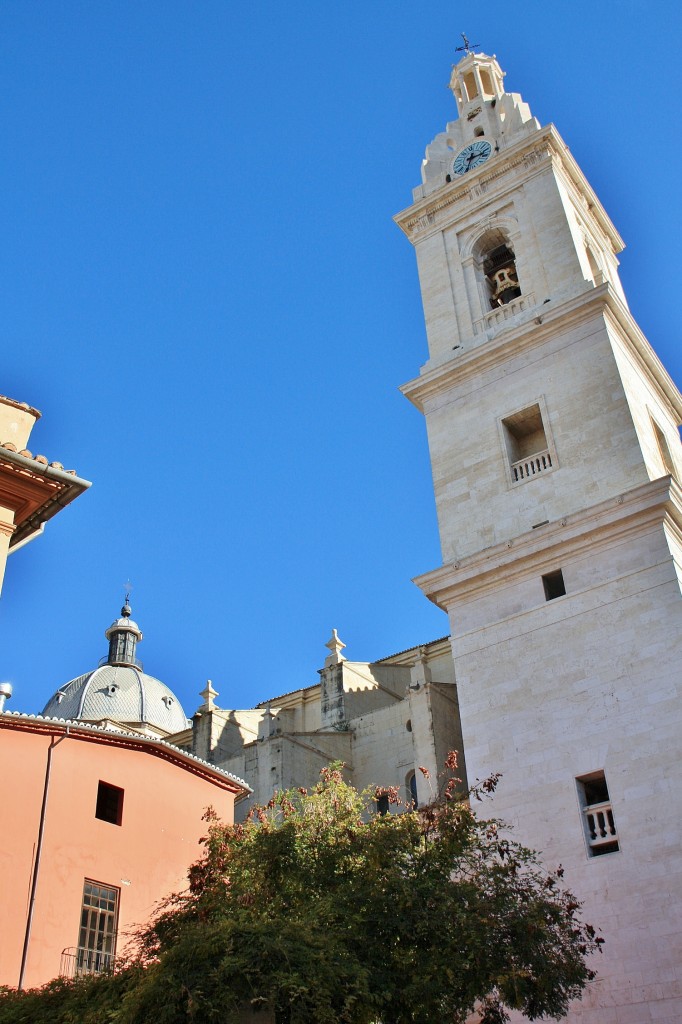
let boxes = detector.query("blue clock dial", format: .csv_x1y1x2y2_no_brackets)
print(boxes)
453,140,493,176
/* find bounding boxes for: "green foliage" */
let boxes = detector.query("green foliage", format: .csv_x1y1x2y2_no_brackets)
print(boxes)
0,759,602,1023
0,971,134,1024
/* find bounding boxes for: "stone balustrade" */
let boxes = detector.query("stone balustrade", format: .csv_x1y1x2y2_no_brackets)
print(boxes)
511,449,552,482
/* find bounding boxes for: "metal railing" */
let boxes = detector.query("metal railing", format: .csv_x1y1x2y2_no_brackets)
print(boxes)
98,655,144,669
60,945,116,978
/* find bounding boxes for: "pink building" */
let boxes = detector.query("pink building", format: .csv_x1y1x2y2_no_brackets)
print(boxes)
0,710,248,990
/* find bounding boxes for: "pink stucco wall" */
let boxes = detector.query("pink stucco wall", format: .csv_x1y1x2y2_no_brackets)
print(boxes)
0,718,242,990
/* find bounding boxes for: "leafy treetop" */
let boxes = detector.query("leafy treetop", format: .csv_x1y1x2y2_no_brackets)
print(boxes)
0,755,602,1024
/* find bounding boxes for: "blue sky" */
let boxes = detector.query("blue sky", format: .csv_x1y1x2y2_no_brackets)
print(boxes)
1,1,681,719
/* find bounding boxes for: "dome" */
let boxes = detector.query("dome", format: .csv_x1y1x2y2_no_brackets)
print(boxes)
42,665,189,735
41,601,190,736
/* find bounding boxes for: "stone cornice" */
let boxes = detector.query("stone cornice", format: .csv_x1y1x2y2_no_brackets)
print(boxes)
394,133,553,244
400,284,607,409
413,476,681,609
399,284,682,424
394,124,623,253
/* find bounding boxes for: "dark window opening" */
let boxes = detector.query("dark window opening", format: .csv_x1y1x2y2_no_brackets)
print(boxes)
542,569,566,601
376,793,389,816
577,771,619,857
96,782,124,826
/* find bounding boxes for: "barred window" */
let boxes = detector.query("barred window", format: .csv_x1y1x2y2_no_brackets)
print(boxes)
77,881,119,974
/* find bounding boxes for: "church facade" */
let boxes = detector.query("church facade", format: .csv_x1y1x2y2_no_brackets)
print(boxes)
178,631,465,821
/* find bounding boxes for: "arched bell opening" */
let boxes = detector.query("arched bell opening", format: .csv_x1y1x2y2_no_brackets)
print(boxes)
472,228,522,311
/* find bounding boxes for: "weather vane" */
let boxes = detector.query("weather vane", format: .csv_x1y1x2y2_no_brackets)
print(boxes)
455,33,479,56
123,579,133,605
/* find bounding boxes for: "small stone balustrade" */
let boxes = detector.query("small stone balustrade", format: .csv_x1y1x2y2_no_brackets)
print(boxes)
511,449,552,482
583,800,618,851
474,291,536,335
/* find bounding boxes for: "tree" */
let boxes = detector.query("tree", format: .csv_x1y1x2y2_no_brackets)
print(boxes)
0,757,602,1024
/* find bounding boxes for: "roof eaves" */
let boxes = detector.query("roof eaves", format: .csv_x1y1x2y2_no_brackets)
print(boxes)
0,709,251,794
373,636,451,663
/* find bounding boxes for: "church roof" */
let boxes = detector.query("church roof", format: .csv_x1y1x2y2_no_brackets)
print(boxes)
0,709,250,793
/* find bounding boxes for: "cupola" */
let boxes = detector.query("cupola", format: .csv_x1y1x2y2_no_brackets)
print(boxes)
41,600,190,738
104,599,143,668
449,51,505,116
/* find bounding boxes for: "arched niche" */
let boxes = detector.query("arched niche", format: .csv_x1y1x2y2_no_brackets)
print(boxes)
469,225,522,312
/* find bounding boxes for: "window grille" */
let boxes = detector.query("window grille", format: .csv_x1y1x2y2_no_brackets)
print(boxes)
76,881,119,974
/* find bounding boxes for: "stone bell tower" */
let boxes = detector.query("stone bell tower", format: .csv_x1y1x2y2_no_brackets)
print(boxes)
397,48,682,1023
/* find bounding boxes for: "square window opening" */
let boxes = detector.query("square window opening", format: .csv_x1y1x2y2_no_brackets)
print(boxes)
96,781,124,826
577,771,619,858
501,404,553,483
542,569,566,601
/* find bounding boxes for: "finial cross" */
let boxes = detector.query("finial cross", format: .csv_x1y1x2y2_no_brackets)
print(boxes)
455,33,479,56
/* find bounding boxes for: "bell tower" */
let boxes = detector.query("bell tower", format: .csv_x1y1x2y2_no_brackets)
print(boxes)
397,49,682,1022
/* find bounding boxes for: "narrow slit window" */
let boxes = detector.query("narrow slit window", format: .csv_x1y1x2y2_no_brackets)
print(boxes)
406,771,418,809
542,569,566,601
96,782,124,826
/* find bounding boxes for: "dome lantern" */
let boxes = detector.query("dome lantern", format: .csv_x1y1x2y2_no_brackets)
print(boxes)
103,600,143,669
41,600,189,738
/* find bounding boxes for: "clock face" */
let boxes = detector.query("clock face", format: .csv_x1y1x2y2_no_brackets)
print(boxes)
453,139,493,176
